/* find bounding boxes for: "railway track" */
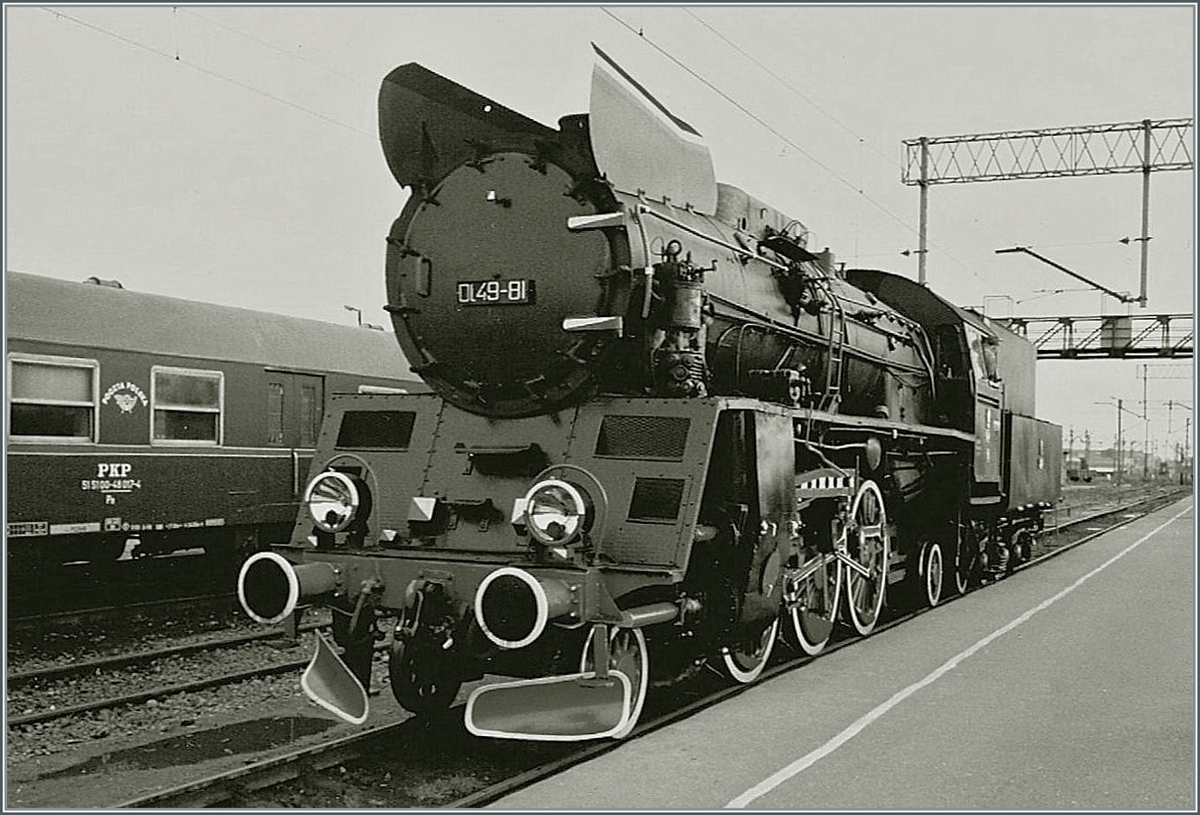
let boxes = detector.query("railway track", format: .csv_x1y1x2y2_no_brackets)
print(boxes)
6,610,383,729
8,638,312,728
103,486,1188,809
1041,487,1178,547
8,549,235,620
7,592,237,632
447,485,1192,808
9,625,310,689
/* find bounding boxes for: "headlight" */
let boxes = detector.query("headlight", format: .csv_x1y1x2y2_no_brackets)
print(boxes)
305,471,360,533
522,479,590,546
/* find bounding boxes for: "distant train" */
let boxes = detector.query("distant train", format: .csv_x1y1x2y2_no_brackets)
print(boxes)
237,48,1061,740
1067,457,1093,482
6,271,422,572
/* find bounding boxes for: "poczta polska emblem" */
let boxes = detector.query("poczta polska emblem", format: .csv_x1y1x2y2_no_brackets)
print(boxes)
101,382,149,414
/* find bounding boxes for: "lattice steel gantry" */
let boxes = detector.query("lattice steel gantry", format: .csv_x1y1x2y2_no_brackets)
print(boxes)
902,118,1194,305
997,313,1193,359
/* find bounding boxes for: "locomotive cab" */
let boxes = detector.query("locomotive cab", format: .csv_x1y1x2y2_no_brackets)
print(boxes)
847,268,1060,571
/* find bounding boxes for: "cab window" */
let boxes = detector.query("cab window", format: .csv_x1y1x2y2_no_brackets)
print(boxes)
964,325,1000,384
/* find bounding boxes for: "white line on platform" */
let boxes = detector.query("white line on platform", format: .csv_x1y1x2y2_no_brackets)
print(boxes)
726,501,1193,809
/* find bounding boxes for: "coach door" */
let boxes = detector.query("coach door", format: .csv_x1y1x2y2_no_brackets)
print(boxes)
265,372,325,450
266,372,325,497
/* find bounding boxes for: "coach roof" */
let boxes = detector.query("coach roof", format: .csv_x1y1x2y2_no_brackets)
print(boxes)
6,271,414,381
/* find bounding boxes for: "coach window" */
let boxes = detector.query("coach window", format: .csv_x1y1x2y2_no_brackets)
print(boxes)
7,354,98,442
266,382,285,445
151,366,223,445
299,383,320,447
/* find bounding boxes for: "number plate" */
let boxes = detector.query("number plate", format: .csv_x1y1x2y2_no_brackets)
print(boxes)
456,279,535,306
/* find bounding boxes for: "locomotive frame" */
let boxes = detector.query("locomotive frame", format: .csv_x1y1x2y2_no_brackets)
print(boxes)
237,50,1061,741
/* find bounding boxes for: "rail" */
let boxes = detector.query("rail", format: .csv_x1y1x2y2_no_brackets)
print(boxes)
107,487,1188,809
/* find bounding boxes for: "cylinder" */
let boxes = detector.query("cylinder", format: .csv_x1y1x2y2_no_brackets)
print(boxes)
474,567,575,649
238,551,338,625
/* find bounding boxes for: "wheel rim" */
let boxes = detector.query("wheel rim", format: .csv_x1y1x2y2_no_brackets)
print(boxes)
580,626,648,739
844,480,888,636
953,536,972,595
786,553,842,656
722,616,780,684
924,542,943,607
389,638,462,715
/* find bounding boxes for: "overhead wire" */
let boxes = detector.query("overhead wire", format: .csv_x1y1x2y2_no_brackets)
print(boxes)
1024,238,1140,250
184,3,987,283
599,10,891,220
681,8,889,166
41,4,1096,299
677,8,1139,293
677,8,1004,285
598,8,989,285
177,7,372,92
40,7,373,140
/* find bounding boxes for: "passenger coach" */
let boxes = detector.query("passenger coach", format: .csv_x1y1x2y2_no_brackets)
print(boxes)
6,271,421,571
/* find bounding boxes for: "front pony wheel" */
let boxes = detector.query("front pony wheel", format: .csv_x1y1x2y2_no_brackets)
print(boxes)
580,626,649,739
389,636,462,715
843,479,889,636
388,595,462,716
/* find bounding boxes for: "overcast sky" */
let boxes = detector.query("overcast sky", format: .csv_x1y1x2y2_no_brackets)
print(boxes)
4,3,1195,459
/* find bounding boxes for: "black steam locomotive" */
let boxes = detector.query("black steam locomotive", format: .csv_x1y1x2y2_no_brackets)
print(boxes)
238,47,1060,740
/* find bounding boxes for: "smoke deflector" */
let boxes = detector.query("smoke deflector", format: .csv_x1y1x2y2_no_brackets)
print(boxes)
588,43,718,214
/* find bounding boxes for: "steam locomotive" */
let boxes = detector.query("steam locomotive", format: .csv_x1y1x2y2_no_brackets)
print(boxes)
238,47,1060,740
